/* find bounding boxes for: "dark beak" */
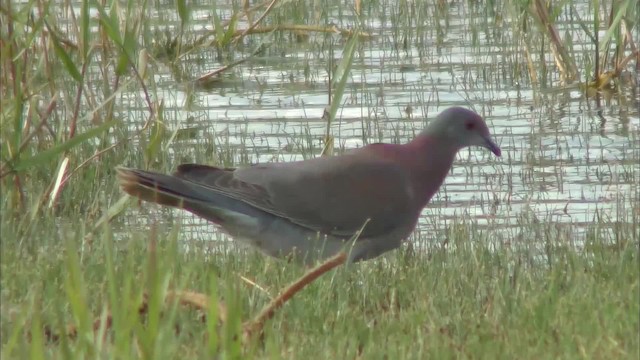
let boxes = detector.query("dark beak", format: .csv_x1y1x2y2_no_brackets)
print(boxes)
483,135,501,157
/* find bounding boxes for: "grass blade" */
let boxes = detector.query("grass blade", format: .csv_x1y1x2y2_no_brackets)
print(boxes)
10,119,118,173
81,0,90,60
46,22,82,83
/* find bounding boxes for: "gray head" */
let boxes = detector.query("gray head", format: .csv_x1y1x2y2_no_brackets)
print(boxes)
423,107,501,156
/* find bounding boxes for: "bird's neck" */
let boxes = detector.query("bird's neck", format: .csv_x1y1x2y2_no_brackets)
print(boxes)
361,137,458,207
406,134,458,207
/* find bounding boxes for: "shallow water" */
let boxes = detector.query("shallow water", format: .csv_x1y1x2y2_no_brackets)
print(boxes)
95,0,639,252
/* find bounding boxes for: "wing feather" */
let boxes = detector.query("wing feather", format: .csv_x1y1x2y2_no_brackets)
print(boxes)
174,154,413,239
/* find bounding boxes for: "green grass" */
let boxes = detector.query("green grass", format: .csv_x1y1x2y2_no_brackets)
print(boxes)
1,0,639,358
1,212,637,359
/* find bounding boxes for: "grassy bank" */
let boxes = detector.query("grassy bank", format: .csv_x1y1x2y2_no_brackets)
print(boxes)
1,213,638,358
1,0,639,358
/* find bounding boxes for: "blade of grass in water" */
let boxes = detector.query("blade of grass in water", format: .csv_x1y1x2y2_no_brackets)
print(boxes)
322,27,360,155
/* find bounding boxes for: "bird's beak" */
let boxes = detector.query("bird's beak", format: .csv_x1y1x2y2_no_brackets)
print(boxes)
483,135,501,157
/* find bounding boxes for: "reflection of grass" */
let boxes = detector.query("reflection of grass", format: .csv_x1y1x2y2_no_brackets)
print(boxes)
1,0,638,358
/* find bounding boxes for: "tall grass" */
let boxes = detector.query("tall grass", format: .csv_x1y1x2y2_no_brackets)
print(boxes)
1,0,638,358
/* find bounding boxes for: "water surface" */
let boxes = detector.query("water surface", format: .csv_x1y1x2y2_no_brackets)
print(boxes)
98,0,639,253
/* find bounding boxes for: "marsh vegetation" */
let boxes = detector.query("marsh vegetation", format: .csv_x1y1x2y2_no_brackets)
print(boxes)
1,0,638,358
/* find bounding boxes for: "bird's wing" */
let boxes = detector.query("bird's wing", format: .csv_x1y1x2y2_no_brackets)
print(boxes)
174,154,415,239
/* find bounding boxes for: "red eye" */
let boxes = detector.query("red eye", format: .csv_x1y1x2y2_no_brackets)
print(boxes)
465,122,475,130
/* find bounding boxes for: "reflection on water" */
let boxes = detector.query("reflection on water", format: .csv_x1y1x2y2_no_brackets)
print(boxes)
108,0,638,251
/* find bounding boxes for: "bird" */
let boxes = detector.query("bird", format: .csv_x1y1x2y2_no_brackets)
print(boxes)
116,107,501,265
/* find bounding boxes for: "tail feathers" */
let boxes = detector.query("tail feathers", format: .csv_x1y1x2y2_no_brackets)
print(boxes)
116,167,195,208
117,166,237,222
116,166,269,230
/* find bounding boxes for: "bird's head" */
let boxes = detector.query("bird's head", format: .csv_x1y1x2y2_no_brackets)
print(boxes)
424,107,501,156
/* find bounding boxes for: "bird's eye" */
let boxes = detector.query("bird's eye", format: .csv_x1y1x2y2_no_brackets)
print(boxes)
465,122,475,130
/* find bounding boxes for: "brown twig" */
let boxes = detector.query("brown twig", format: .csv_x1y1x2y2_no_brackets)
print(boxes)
41,290,227,343
233,24,371,39
196,47,262,82
532,0,577,82
196,22,371,51
192,0,272,46
234,0,279,43
242,252,347,341
39,249,346,345
194,15,371,82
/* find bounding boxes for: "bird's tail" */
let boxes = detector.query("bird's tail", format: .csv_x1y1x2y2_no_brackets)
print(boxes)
116,167,195,207
115,166,265,229
117,166,233,222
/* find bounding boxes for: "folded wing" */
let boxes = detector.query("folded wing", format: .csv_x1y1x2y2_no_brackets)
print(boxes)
174,154,415,239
